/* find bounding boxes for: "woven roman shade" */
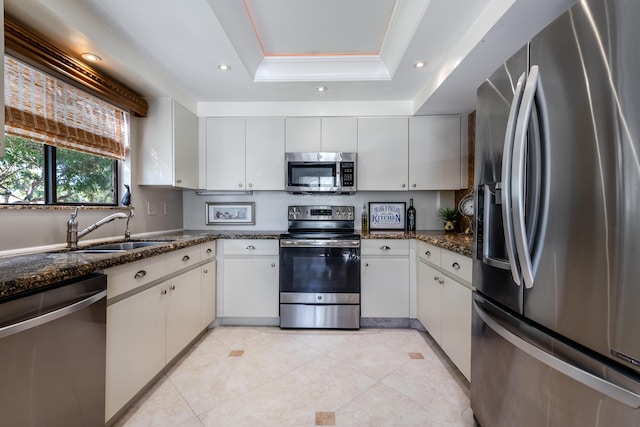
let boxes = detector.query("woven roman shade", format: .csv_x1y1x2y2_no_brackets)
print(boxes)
4,55,130,160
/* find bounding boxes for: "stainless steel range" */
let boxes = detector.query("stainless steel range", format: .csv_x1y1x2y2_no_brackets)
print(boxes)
279,205,360,329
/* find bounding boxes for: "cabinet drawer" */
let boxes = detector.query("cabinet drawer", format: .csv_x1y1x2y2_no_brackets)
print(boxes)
440,250,472,283
166,245,201,272
418,242,441,265
224,239,279,256
361,239,410,256
106,255,166,299
201,241,217,260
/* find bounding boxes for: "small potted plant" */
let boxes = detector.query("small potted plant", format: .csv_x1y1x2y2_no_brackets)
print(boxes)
438,207,459,232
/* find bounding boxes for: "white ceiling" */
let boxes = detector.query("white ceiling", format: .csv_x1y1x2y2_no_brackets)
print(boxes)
4,0,576,117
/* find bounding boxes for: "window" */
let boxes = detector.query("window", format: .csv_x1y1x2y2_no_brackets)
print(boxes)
1,55,129,205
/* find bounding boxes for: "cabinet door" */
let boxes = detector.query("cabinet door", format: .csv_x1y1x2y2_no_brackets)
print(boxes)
321,117,357,152
173,101,199,189
417,261,442,344
166,268,203,362
246,117,285,190
357,117,408,190
205,118,246,190
441,278,472,380
223,258,279,317
285,117,321,152
201,261,217,328
106,285,165,420
361,258,409,317
409,116,461,190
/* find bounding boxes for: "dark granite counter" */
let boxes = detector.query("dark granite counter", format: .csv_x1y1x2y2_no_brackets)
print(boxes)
0,229,471,302
361,230,473,257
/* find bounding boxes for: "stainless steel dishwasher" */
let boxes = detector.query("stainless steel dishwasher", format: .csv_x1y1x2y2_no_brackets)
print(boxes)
0,273,107,426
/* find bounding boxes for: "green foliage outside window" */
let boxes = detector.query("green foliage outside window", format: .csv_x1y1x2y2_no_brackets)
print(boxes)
0,135,116,205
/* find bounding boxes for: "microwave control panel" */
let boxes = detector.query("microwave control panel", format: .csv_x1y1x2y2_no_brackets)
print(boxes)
341,162,355,186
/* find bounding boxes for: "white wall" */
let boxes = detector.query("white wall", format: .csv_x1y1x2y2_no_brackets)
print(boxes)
0,116,184,253
182,190,455,231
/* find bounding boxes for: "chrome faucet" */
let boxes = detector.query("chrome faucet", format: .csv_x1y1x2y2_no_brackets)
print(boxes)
67,206,133,249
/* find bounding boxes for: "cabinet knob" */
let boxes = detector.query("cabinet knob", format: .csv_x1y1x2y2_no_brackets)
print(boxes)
161,289,167,295
380,245,391,251
439,279,445,284
433,275,439,281
206,248,213,254
246,245,256,250
203,269,209,274
412,184,417,188
134,270,147,279
452,262,461,270
248,183,253,188
176,179,182,184
170,285,176,291
402,184,406,188
182,255,191,262
238,183,243,188
425,251,431,256
365,263,369,267
271,263,276,267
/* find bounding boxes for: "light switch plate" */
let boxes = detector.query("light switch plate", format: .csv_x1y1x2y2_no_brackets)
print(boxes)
147,201,157,216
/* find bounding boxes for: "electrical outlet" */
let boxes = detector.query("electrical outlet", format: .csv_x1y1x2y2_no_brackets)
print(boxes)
147,201,158,216
164,203,169,216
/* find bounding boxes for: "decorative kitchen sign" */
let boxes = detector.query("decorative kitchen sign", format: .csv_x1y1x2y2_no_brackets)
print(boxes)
369,202,406,231
206,202,255,225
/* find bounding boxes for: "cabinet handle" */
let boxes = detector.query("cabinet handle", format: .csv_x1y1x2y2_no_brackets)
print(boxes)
425,251,431,256
248,183,253,188
182,255,190,262
170,285,176,291
206,248,213,254
176,179,182,184
134,270,147,279
452,262,461,270
246,245,256,250
161,289,167,295
238,183,243,188
380,245,391,251
412,184,417,188
271,263,276,267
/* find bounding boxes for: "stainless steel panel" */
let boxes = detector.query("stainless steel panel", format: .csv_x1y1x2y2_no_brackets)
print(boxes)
280,292,360,304
525,0,640,372
280,304,360,329
0,274,107,426
280,239,360,248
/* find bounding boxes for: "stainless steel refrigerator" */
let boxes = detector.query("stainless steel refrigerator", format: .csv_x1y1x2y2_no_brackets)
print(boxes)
472,0,640,425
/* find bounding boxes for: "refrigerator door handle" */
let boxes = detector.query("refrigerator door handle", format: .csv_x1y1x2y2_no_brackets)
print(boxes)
474,299,640,408
501,72,527,286
511,65,540,289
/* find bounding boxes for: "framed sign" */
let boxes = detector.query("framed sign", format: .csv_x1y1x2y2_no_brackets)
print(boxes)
369,202,406,231
206,202,255,225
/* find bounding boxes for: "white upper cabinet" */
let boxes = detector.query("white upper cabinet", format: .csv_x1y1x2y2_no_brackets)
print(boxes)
357,117,409,191
138,98,198,189
205,117,284,191
321,117,358,152
246,118,285,190
285,117,357,153
409,116,465,190
205,118,246,190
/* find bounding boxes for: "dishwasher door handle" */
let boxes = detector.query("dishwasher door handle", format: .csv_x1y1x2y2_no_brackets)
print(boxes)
0,289,107,339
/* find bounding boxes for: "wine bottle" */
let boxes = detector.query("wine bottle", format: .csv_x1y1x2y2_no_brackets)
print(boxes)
407,198,416,233
361,204,368,235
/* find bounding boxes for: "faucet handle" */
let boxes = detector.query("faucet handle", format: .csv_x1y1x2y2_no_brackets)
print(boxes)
70,205,84,219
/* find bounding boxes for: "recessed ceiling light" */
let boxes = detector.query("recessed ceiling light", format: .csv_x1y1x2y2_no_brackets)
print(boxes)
218,64,231,71
414,61,427,69
316,86,327,93
81,52,102,62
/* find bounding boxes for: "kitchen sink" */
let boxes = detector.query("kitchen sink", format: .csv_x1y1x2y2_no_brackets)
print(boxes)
72,240,172,253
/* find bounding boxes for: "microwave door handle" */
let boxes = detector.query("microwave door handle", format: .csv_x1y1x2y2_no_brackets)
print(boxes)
511,66,541,289
501,72,527,286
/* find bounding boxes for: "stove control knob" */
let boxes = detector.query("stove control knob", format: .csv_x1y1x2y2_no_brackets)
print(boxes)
289,207,301,219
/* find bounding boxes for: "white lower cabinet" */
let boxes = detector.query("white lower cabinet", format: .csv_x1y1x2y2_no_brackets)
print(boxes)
105,242,215,422
221,239,279,319
361,239,410,317
417,241,472,380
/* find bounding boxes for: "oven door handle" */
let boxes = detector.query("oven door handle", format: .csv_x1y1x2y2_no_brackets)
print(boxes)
280,239,360,248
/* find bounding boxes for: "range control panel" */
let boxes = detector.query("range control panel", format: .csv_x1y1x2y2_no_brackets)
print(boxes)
288,205,355,221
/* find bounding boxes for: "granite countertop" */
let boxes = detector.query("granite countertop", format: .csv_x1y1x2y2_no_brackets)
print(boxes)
0,229,472,302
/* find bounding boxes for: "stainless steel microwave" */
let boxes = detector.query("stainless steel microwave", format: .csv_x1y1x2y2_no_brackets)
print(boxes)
285,152,356,194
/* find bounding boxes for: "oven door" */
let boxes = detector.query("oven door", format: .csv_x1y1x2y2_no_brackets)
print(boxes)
279,239,360,299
